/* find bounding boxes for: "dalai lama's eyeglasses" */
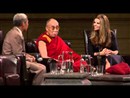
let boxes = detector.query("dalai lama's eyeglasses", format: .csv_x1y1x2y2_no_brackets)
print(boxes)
49,26,60,31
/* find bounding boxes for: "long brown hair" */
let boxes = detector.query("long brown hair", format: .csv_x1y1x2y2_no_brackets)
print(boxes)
90,14,112,48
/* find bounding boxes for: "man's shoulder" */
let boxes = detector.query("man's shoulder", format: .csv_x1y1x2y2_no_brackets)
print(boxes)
4,28,21,42
7,27,19,36
7,27,15,33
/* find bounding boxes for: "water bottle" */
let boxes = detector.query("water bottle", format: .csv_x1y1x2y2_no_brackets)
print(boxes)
67,51,74,73
80,58,85,73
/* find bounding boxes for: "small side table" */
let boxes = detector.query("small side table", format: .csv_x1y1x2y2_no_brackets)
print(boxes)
41,72,91,85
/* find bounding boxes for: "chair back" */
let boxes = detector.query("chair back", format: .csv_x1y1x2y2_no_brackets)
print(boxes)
0,31,3,54
112,29,119,50
25,39,72,54
25,39,38,53
83,29,117,54
83,29,91,54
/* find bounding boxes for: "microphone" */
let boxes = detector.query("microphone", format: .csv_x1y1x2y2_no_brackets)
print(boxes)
37,57,43,62
37,57,57,64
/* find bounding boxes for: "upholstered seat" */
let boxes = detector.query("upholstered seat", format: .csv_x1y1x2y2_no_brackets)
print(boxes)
0,30,20,85
0,31,38,85
0,30,3,54
0,30,32,85
0,53,34,85
0,31,21,85
25,39,72,73
25,39,71,54
25,39,72,62
83,29,130,66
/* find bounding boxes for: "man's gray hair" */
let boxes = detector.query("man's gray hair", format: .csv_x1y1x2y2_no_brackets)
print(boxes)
13,13,28,26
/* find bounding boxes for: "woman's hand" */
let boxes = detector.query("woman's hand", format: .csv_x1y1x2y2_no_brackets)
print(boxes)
102,48,118,56
94,48,118,56
103,48,112,56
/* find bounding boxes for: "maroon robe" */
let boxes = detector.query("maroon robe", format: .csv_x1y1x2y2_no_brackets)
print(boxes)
36,32,87,72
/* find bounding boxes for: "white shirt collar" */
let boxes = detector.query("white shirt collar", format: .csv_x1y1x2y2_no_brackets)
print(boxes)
15,26,24,39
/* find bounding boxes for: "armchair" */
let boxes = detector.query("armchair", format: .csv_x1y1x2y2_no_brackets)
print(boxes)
0,30,33,85
25,39,71,53
83,29,130,66
25,39,72,58
0,54,28,85
25,39,72,72
0,30,3,54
